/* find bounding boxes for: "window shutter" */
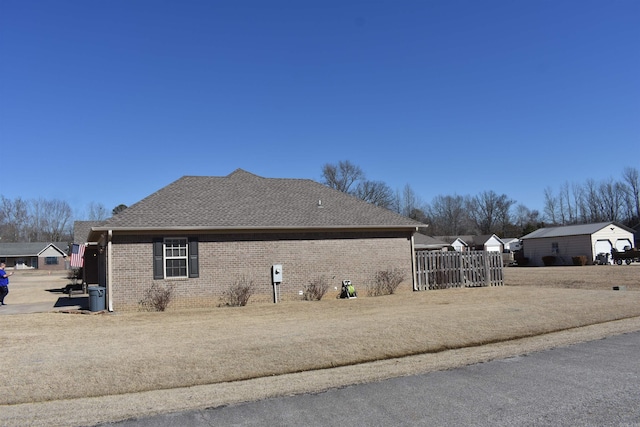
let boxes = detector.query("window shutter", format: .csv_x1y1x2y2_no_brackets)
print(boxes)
153,239,164,280
189,238,199,278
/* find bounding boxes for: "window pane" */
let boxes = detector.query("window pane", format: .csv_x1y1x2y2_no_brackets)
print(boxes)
166,259,187,277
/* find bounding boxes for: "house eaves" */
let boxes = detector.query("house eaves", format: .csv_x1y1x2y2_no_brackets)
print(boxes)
89,224,423,239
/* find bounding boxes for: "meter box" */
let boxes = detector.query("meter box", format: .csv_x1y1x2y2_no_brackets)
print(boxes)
272,264,283,283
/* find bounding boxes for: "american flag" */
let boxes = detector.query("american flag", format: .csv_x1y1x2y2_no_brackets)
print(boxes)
70,243,85,268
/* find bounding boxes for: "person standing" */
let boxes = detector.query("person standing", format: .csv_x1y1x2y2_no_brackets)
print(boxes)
0,262,14,305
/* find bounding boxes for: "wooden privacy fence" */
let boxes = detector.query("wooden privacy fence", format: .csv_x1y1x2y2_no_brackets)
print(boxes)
415,250,504,290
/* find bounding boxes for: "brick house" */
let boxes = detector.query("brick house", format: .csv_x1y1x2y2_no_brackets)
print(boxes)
82,170,426,311
0,242,68,271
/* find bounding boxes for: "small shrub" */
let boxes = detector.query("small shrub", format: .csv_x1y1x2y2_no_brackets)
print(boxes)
302,276,330,301
367,268,405,296
221,277,255,307
572,255,588,266
67,268,81,281
542,256,556,266
139,283,174,312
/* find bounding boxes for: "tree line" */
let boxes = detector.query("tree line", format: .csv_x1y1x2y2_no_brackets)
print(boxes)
1,163,637,243
322,161,639,238
0,198,123,243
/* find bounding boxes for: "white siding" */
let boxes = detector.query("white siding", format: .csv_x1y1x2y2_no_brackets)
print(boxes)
40,246,65,257
503,239,522,252
484,236,503,252
591,226,635,257
451,239,467,252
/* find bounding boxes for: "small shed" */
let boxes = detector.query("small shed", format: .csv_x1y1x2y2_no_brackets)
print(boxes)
520,221,635,266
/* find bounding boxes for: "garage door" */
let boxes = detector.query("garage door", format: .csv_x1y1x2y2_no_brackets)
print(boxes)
615,239,633,251
594,240,612,257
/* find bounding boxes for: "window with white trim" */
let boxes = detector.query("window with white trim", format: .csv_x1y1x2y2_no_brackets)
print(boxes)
153,237,199,280
164,238,188,278
551,242,559,254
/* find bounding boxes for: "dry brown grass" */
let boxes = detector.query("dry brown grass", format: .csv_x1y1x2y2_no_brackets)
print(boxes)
1,265,639,426
505,264,640,290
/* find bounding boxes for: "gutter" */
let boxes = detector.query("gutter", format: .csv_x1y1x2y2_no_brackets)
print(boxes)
90,224,427,233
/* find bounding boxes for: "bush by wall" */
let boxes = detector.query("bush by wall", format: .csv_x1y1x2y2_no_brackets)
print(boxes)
542,256,556,266
302,276,330,301
139,283,174,312
572,255,588,266
367,268,405,296
220,277,255,307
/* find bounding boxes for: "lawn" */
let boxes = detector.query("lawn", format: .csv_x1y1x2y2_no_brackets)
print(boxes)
0,265,639,426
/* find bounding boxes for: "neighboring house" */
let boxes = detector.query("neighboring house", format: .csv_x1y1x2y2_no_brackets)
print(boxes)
78,169,427,311
502,238,522,252
0,242,69,270
520,222,635,266
435,236,469,252
413,234,450,251
435,235,504,252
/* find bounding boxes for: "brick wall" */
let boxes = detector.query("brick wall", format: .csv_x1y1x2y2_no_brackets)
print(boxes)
37,256,67,271
109,231,414,311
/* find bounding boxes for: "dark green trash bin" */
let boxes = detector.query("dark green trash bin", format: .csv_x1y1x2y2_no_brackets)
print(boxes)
88,286,106,311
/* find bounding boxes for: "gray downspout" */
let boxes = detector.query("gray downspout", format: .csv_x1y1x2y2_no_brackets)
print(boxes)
411,228,418,291
107,230,113,312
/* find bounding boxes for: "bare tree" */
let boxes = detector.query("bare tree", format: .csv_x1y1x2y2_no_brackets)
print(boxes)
353,180,394,209
389,185,428,222
599,178,626,222
40,199,73,241
0,196,29,242
321,160,364,193
583,179,606,222
426,194,468,235
27,198,48,241
87,202,109,221
513,204,540,236
321,161,398,211
622,166,639,221
466,191,515,235
543,187,558,224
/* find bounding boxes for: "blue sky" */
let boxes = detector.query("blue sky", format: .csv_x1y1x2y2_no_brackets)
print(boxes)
1,0,638,219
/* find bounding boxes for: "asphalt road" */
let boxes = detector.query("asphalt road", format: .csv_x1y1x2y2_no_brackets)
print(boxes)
102,330,640,427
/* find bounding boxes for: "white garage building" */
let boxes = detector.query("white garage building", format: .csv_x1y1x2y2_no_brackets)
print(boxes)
521,221,635,266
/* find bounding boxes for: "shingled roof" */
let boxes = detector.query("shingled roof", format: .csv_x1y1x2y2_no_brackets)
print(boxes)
521,221,635,239
92,169,426,232
0,242,68,257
